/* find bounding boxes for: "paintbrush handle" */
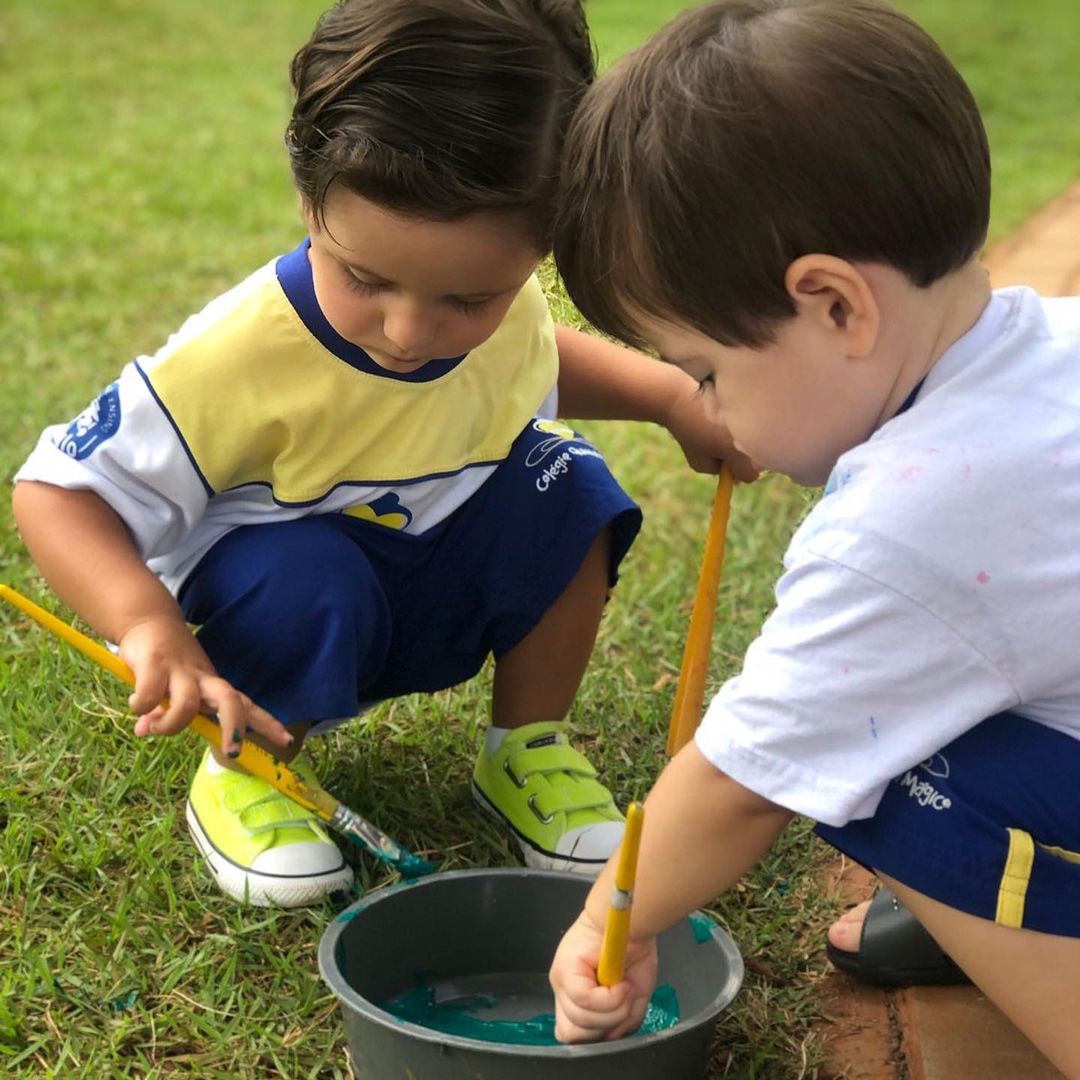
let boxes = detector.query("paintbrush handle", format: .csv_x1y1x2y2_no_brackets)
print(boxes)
597,801,645,987
666,467,734,757
0,584,415,866
1,583,132,683
0,584,327,806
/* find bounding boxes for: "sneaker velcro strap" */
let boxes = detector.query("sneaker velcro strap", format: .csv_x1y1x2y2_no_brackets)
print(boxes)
505,744,597,785
529,778,615,818
239,792,317,834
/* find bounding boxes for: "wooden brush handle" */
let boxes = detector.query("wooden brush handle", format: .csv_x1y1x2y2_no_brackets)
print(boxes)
0,584,334,817
0,584,437,873
666,468,734,757
597,802,645,987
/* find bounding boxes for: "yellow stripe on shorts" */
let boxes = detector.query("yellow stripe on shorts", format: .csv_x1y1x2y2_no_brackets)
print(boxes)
995,828,1035,929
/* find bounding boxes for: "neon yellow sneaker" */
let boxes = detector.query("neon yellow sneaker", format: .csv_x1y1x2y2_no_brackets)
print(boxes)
185,749,353,907
471,721,624,876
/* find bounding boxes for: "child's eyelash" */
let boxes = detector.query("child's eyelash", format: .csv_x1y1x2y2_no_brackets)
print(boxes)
451,298,490,316
343,271,489,316
344,274,385,296
695,374,715,395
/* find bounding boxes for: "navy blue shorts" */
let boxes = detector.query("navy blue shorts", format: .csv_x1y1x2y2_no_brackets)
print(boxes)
816,712,1080,936
178,420,641,732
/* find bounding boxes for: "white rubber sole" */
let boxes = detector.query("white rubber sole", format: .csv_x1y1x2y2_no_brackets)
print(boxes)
185,800,354,907
470,780,609,877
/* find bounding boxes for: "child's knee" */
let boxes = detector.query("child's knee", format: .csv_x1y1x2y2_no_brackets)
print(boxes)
182,518,391,664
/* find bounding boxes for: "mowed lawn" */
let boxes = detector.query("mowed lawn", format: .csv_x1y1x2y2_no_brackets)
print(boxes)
1,1,1077,1076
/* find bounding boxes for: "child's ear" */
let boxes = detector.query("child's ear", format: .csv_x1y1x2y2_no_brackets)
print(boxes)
784,254,879,357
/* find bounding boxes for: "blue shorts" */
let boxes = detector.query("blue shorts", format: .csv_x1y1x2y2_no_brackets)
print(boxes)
178,421,641,731
816,712,1080,936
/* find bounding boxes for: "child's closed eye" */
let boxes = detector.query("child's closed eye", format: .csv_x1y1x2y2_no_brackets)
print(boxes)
344,272,386,296
449,296,493,317
343,268,490,316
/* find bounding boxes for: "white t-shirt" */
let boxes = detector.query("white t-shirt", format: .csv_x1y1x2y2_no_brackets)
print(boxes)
696,287,1080,827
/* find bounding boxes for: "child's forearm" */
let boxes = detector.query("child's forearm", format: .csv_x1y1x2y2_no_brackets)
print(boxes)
585,742,795,938
554,324,690,424
12,481,185,644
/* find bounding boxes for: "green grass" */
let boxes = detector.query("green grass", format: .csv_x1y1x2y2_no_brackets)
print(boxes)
1,1,1076,1077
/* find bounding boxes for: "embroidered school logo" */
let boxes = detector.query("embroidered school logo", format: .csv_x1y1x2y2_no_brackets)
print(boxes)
897,769,952,811
919,752,950,779
524,419,577,466
525,418,602,492
57,383,121,460
344,493,413,530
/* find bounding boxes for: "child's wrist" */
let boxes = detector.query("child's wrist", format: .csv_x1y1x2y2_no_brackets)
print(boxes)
116,608,190,646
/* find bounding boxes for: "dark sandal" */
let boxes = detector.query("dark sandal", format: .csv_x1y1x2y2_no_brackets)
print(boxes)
826,888,971,986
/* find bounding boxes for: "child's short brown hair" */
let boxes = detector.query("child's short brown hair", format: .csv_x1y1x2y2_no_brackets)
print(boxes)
288,0,593,249
555,0,990,348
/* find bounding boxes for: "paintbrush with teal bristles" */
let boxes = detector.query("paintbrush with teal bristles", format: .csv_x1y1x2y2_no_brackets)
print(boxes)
0,583,434,878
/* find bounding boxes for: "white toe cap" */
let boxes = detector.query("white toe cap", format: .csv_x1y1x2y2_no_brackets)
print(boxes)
555,821,625,861
252,840,347,877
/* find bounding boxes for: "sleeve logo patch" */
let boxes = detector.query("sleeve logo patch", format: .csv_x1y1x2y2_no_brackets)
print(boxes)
57,383,122,460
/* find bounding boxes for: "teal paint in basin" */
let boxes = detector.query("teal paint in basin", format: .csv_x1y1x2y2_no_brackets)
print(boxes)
380,977,681,1045
687,911,716,944
319,869,744,1079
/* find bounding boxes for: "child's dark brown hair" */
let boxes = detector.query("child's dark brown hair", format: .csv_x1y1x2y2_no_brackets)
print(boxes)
555,0,991,347
288,0,594,249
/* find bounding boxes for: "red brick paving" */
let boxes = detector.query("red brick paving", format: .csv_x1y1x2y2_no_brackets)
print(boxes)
900,987,1064,1080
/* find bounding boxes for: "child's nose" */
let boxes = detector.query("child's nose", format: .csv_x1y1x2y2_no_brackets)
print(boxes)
383,299,436,355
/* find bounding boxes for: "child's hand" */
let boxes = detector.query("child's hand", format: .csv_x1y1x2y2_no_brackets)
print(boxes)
663,380,759,482
550,910,659,1044
118,616,292,750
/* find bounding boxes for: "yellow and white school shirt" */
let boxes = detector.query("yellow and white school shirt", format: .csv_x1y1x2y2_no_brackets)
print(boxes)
16,240,558,593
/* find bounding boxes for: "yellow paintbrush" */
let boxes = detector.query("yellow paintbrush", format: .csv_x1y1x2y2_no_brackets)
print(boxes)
0,583,433,877
597,800,645,987
666,466,734,756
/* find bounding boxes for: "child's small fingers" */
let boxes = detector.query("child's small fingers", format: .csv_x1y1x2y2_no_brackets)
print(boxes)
198,679,292,751
243,701,294,746
146,676,202,735
128,672,168,717
555,990,632,1040
571,973,631,1008
554,1003,626,1044
554,1005,608,1044
554,1017,604,1044
607,999,651,1041
147,710,195,736
206,686,248,757
132,705,167,737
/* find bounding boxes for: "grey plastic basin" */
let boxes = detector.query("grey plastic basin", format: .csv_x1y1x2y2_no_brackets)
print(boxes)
319,868,743,1079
